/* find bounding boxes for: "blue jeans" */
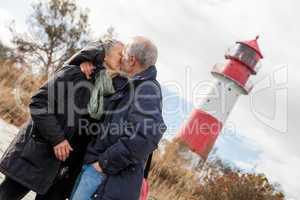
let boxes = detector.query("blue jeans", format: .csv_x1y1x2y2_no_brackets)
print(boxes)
70,164,106,200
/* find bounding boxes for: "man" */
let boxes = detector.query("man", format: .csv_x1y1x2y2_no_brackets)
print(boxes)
0,39,124,200
71,36,167,200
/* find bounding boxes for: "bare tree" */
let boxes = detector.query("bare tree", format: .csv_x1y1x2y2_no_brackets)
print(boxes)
11,0,90,74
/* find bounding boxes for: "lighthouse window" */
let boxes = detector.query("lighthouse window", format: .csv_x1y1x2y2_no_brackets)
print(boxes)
226,43,259,69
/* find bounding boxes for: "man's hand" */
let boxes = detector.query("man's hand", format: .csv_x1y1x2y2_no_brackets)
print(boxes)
53,139,73,161
80,62,94,79
92,162,103,173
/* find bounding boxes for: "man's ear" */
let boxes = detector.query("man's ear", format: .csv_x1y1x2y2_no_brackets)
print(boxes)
129,56,136,67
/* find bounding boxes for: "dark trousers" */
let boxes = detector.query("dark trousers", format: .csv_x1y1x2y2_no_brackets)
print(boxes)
0,175,76,200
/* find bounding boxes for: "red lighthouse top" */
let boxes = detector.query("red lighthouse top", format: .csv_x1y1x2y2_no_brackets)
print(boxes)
237,36,263,58
212,36,264,94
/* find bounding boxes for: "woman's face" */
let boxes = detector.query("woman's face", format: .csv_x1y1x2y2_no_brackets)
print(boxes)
104,43,124,71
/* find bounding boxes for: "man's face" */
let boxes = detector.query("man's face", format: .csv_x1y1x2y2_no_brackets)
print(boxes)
104,43,124,71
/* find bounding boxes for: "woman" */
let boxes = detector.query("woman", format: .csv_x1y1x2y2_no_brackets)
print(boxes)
0,39,125,200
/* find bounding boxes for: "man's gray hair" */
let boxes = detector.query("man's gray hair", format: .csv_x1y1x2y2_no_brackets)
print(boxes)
127,37,158,67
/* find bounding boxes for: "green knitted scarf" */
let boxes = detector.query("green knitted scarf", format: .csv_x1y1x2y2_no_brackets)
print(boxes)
88,70,115,119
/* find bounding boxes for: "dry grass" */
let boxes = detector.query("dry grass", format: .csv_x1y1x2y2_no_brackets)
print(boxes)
0,60,45,126
148,139,285,200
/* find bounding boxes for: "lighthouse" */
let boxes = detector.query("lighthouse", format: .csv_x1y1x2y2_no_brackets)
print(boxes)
178,36,263,160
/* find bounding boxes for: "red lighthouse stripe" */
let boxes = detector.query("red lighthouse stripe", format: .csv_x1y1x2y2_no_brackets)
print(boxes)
212,60,253,94
179,109,223,160
222,60,252,86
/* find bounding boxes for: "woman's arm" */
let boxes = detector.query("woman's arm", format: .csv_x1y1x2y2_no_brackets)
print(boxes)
65,43,105,67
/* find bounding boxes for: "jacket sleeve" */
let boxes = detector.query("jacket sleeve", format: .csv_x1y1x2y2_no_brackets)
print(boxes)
29,67,91,146
65,43,105,67
98,81,167,175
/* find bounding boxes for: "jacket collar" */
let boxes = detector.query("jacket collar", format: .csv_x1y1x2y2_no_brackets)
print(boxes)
111,66,158,96
130,65,157,82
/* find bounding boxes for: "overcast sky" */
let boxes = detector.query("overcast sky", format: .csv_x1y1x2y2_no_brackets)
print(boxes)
1,0,300,198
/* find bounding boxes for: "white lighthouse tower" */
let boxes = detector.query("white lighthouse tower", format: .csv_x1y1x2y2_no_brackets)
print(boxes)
178,36,263,160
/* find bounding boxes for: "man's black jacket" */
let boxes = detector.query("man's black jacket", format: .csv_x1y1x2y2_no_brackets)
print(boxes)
84,66,167,200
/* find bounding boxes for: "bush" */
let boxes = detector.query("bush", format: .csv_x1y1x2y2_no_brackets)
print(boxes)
148,139,285,200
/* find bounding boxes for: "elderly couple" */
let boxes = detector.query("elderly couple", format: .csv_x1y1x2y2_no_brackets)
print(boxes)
0,36,166,200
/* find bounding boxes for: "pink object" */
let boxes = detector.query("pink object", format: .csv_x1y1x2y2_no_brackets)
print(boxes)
139,178,149,200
